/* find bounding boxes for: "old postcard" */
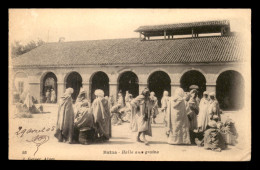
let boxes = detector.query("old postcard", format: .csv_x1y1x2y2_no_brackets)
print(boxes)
8,9,251,161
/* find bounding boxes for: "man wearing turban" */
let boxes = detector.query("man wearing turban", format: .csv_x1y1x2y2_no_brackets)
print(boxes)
130,88,153,145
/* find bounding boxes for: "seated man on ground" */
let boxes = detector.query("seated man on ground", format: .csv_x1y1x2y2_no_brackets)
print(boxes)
195,119,226,152
110,92,125,125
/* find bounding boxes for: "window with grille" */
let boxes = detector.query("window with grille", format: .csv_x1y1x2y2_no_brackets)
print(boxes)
18,81,24,94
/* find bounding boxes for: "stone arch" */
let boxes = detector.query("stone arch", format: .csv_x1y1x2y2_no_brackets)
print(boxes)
180,68,207,81
216,70,245,111
147,68,172,83
214,67,244,83
40,71,58,103
90,71,110,102
12,71,29,90
117,68,138,76
64,70,84,84
180,69,206,98
117,71,139,99
89,70,113,83
148,70,171,107
12,71,29,103
64,71,83,102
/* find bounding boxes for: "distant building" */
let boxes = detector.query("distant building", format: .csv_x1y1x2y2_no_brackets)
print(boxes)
11,20,247,110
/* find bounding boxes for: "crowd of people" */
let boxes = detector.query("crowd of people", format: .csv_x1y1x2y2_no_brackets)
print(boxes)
53,86,238,151
109,90,159,126
54,88,111,145
157,87,236,152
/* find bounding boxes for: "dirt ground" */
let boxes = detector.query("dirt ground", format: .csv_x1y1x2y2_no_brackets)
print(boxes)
9,104,251,161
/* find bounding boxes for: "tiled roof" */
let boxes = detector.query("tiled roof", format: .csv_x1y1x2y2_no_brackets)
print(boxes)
12,35,245,67
135,20,230,32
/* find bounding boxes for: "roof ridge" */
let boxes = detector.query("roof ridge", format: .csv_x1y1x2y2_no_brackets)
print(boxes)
134,20,231,33
45,34,238,45
45,37,139,44
12,35,244,66
137,19,229,28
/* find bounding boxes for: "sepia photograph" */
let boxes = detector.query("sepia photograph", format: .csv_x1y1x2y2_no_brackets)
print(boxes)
8,8,251,161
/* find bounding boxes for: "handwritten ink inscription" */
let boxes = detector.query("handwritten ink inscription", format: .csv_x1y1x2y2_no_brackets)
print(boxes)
26,135,49,156
15,126,55,138
16,126,55,156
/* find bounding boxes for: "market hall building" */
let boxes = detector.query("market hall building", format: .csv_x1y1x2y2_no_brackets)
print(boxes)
11,20,246,111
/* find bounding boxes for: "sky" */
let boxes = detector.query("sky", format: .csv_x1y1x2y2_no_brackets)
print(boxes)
9,9,251,45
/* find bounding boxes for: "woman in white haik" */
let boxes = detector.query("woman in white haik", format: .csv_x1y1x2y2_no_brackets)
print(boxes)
197,91,210,132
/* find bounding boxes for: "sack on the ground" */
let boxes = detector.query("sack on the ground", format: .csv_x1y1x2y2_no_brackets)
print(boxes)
111,113,119,125
220,118,238,145
220,131,237,145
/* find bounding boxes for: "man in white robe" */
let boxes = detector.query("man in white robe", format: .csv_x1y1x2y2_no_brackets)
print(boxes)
161,91,169,126
51,89,56,103
165,88,191,145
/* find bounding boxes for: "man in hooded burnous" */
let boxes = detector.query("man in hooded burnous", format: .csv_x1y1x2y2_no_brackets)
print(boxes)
45,89,51,103
74,89,95,145
54,88,75,144
131,88,153,145
165,88,191,145
92,89,111,141
150,91,159,124
187,89,199,144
